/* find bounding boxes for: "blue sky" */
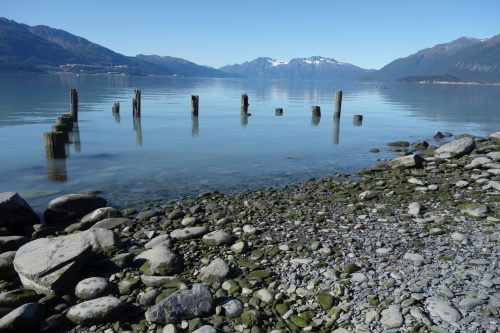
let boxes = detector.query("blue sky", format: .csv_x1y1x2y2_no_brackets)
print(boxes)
3,1,499,69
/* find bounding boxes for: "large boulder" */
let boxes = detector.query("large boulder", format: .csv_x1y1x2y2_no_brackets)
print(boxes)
0,192,39,232
434,137,476,159
145,284,213,324
0,302,44,332
13,228,121,295
44,194,107,226
387,154,424,169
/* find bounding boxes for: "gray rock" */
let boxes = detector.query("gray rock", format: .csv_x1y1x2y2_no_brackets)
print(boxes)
451,232,465,242
468,157,492,168
90,217,131,230
139,289,160,306
380,304,403,329
202,230,234,246
44,193,107,226
145,284,213,324
80,207,122,226
145,235,171,249
459,294,485,308
193,325,217,333
118,277,140,295
403,252,424,262
487,151,500,161
221,297,243,318
458,204,488,218
136,209,158,221
141,275,184,288
254,288,273,303
66,296,125,325
181,217,197,226
75,277,111,300
0,192,39,231
388,154,424,169
434,137,476,159
489,131,500,142
0,254,16,279
0,288,39,307
135,244,183,275
426,298,461,324
408,202,421,215
170,226,209,240
14,228,121,294
0,235,29,252
359,191,380,200
199,258,230,282
0,302,44,331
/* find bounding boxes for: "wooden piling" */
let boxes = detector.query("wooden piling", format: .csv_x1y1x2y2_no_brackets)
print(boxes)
133,89,141,117
112,102,120,113
51,124,70,142
191,95,199,116
275,108,283,116
57,114,73,129
334,90,342,118
70,89,78,121
241,94,249,113
44,132,66,159
311,105,321,117
353,114,363,126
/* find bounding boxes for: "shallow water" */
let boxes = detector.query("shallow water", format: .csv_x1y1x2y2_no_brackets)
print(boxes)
0,74,499,211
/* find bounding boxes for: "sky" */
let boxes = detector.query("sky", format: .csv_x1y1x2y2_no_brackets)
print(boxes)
2,0,499,69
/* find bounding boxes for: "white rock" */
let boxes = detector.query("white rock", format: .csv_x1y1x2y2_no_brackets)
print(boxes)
455,180,469,188
426,298,461,324
434,137,476,159
66,296,125,325
199,258,229,282
380,305,403,328
254,288,273,303
451,232,465,242
170,226,208,240
403,252,424,262
408,202,421,215
408,178,425,186
75,277,111,300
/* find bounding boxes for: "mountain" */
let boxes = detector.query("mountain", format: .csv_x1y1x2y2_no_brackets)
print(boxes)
0,17,234,77
219,56,372,80
375,35,500,81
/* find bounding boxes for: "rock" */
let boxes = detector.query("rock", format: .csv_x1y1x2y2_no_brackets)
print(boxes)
170,226,209,241
408,177,425,185
221,297,243,318
316,292,334,310
0,192,39,232
139,289,160,306
66,296,125,325
193,326,217,333
242,225,257,235
0,253,16,280
403,252,424,262
44,194,107,226
468,157,492,168
380,305,403,329
451,232,466,242
426,298,461,324
135,244,183,275
0,288,40,307
90,217,130,230
199,258,230,282
434,137,476,159
118,277,140,295
413,140,429,150
434,131,445,140
489,131,500,142
254,289,273,303
230,241,248,254
457,203,488,218
136,209,158,221
181,217,197,226
459,294,485,308
145,284,213,324
388,154,424,169
0,235,29,252
13,228,121,294
408,202,421,215
145,235,171,249
0,302,44,331
75,277,111,300
387,141,410,147
359,191,379,200
455,180,469,188
202,230,234,246
487,151,500,161
141,275,184,288
80,207,122,226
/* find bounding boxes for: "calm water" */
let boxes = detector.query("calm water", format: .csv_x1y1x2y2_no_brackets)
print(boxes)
0,74,499,211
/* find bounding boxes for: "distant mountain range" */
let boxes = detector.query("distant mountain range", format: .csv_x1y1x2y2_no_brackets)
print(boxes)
0,17,498,81
219,56,373,80
0,17,235,77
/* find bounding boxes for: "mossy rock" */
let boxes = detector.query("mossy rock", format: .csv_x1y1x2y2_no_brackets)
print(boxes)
237,258,259,270
188,318,203,332
246,269,272,279
289,314,308,328
275,303,289,316
329,306,343,319
0,289,40,307
241,310,262,326
316,292,335,310
344,263,361,274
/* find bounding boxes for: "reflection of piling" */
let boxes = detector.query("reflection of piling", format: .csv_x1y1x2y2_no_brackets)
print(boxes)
46,157,67,183
44,132,67,158
191,115,199,137
311,105,321,117
334,90,342,118
311,115,321,127
70,89,78,121
275,108,283,116
191,95,199,116
71,122,81,152
112,102,120,123
333,117,340,144
133,116,143,146
240,113,248,128
133,89,141,117
353,115,363,126
241,94,249,113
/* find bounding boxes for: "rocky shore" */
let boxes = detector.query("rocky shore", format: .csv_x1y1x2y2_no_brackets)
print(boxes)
0,131,499,333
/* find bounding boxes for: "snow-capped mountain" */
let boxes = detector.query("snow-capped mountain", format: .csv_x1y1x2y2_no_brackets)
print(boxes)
219,56,372,80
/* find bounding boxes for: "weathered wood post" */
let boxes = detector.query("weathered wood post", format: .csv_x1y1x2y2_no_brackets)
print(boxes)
57,114,73,130
353,114,363,126
191,115,199,137
275,108,283,116
112,102,120,113
191,95,199,116
334,90,342,118
44,132,67,159
333,117,340,144
241,94,249,113
70,89,78,121
311,105,321,117
51,124,70,143
133,89,141,117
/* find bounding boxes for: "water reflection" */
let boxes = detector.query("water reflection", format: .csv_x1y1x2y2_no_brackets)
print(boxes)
240,113,249,128
191,115,199,137
332,118,340,144
113,111,121,123
353,115,363,126
311,115,321,127
46,157,67,183
133,116,143,146
71,122,81,152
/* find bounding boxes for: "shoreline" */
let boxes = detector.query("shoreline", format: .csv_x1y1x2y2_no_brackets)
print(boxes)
0,130,499,332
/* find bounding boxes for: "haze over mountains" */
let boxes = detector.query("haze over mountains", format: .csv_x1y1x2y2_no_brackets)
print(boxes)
0,17,498,81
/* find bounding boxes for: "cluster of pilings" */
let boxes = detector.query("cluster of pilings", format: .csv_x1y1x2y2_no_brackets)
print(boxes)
43,89,81,182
